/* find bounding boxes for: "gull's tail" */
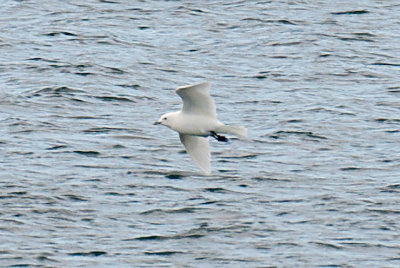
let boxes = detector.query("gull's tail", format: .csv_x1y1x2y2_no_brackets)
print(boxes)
216,125,247,139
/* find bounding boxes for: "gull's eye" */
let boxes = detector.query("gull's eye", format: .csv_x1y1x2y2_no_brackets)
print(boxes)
163,117,167,120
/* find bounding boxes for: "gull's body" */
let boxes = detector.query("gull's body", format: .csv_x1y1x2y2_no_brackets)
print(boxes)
154,82,247,175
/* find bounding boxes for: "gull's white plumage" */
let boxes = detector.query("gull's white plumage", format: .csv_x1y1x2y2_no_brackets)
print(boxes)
176,82,216,117
154,81,246,175
179,134,210,175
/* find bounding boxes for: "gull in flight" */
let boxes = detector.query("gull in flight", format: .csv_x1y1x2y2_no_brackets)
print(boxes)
154,81,247,175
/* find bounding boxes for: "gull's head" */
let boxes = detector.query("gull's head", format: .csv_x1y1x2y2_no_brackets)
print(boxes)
153,112,178,129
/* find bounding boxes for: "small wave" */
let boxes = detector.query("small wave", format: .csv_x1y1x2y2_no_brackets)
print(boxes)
140,207,196,215
83,127,129,134
62,194,88,202
31,86,85,97
144,251,184,256
44,31,78,37
68,251,106,257
46,145,68,150
94,96,136,102
340,167,361,171
73,150,100,156
241,18,297,25
372,62,400,67
131,232,205,241
331,10,369,15
271,130,327,140
381,184,400,194
312,241,344,250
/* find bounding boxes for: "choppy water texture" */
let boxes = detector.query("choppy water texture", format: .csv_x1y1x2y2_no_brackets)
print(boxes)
1,0,400,267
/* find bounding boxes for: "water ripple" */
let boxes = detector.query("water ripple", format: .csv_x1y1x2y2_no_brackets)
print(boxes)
1,0,400,267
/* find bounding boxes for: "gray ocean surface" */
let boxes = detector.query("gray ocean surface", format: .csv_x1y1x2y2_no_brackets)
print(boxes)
1,0,400,267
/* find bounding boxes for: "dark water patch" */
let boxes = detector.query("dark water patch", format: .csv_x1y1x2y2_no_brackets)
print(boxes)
338,36,374,42
74,165,112,169
74,72,94,76
27,57,59,63
133,235,170,241
381,184,400,194
331,10,369,15
157,68,178,73
220,153,258,159
144,251,183,256
71,116,103,120
31,208,73,216
353,32,376,38
317,265,344,268
319,53,331,57
44,31,78,37
252,176,289,182
387,87,400,93
83,127,129,134
234,99,282,105
94,96,136,102
270,55,288,59
375,118,400,124
116,84,141,89
340,242,397,248
140,207,196,215
200,200,218,205
372,62,400,67
253,73,268,79
8,191,27,196
384,129,399,133
272,131,327,140
287,119,303,123
165,173,184,180
62,194,88,202
104,191,135,196
36,255,57,262
31,86,85,97
99,0,119,4
312,241,344,250
73,150,100,156
46,145,68,150
340,167,361,171
103,66,125,74
273,199,304,203
241,18,297,25
112,144,126,149
48,63,93,71
141,170,192,178
132,227,211,242
268,41,303,46
367,209,400,215
205,187,228,193
68,251,107,257
379,159,394,163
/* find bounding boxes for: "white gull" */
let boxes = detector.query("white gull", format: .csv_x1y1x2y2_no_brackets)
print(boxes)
154,81,247,175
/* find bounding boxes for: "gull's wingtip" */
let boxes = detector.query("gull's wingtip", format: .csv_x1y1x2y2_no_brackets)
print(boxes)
200,166,211,176
175,81,210,92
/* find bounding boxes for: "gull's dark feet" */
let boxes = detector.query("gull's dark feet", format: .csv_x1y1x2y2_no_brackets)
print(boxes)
210,131,229,142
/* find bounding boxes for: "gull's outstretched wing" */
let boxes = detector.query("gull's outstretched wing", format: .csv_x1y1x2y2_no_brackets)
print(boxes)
176,82,216,117
179,134,211,175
